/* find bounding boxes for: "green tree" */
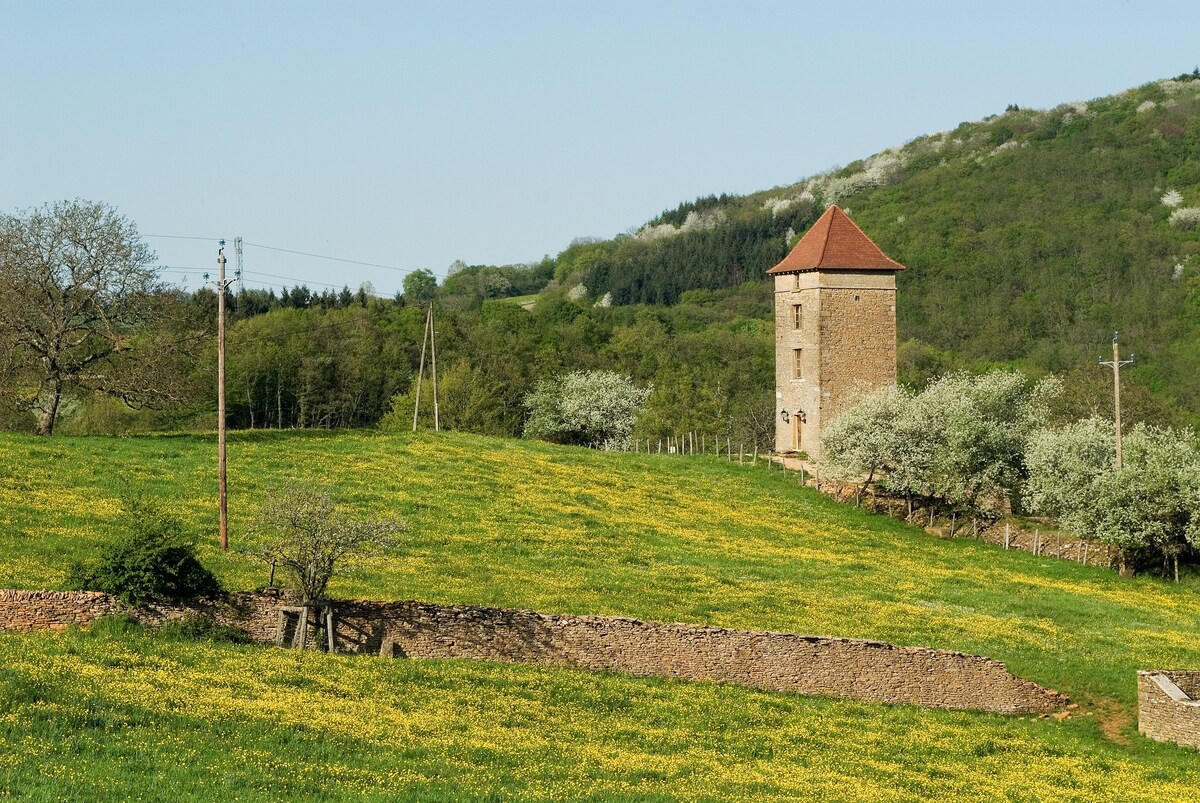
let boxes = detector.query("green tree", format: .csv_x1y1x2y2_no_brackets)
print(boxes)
0,200,184,435
402,269,438,306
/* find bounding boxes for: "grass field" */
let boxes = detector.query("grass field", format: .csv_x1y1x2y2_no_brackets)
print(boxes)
2,429,1200,799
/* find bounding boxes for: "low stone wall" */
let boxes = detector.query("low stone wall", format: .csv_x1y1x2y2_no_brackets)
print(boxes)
0,589,120,632
0,589,1067,714
1139,670,1200,749
361,602,1067,713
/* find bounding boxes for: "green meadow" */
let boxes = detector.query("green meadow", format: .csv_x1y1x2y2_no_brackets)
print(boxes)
1,429,1199,799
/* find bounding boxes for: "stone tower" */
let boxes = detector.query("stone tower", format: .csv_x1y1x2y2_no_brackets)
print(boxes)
767,205,904,459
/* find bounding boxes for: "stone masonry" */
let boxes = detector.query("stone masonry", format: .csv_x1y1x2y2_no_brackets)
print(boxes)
773,270,897,457
1139,670,1200,749
0,589,1066,714
769,206,902,459
0,589,120,632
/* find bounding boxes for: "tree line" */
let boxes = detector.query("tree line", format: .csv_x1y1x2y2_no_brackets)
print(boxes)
0,201,775,446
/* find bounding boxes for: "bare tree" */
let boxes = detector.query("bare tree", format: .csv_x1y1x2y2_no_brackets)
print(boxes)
0,200,184,434
246,485,404,603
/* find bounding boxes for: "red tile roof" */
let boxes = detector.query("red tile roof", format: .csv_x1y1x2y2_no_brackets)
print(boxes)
766,205,905,274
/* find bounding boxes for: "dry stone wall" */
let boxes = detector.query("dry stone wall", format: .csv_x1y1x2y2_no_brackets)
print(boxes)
1139,670,1200,749
0,589,120,632
0,589,1066,714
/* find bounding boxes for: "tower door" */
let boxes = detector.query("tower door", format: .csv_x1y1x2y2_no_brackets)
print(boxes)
792,412,802,451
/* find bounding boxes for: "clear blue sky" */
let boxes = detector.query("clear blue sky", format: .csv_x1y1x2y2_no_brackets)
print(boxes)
2,1,1198,297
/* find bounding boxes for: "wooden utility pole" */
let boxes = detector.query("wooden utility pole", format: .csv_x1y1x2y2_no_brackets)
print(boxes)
430,304,440,431
209,242,233,551
411,303,441,432
412,305,430,432
1099,332,1135,469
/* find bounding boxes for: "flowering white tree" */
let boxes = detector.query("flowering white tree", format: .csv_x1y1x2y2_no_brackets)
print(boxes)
1026,421,1200,577
821,371,1060,517
1025,417,1115,520
1161,189,1183,207
819,384,912,504
919,371,1060,514
1169,208,1200,230
523,370,651,448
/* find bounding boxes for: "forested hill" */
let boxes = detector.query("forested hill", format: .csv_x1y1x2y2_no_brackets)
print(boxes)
553,74,1200,417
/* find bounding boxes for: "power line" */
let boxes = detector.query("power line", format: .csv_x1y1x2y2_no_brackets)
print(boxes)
146,233,432,280
243,270,390,294
238,276,394,299
243,241,425,276
145,234,225,242
153,264,396,296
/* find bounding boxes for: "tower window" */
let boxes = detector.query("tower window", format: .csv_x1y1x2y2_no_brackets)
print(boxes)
792,348,803,380
792,304,802,329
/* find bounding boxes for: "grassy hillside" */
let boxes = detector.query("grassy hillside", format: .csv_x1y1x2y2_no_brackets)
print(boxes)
2,622,1197,802
2,429,1200,798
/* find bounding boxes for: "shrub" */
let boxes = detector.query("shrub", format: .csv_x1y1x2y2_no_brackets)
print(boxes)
67,496,220,605
158,615,250,644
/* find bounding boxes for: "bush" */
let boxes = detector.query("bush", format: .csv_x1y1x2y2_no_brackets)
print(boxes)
67,496,221,605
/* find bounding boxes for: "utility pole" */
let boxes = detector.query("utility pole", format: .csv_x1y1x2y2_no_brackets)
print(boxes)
430,304,440,431
206,242,237,551
412,304,430,432
234,236,243,305
1099,331,1135,469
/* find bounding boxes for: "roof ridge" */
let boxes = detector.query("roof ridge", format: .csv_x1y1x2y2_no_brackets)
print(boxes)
817,206,835,266
765,204,904,274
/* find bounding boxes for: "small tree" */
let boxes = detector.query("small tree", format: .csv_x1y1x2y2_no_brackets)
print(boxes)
246,485,404,603
523,370,651,448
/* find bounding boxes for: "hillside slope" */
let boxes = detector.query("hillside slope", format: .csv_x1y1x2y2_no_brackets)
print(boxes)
3,429,1199,704
3,429,1200,798
4,429,1200,799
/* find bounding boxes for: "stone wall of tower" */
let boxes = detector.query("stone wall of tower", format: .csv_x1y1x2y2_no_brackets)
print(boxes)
774,273,821,454
775,270,896,459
